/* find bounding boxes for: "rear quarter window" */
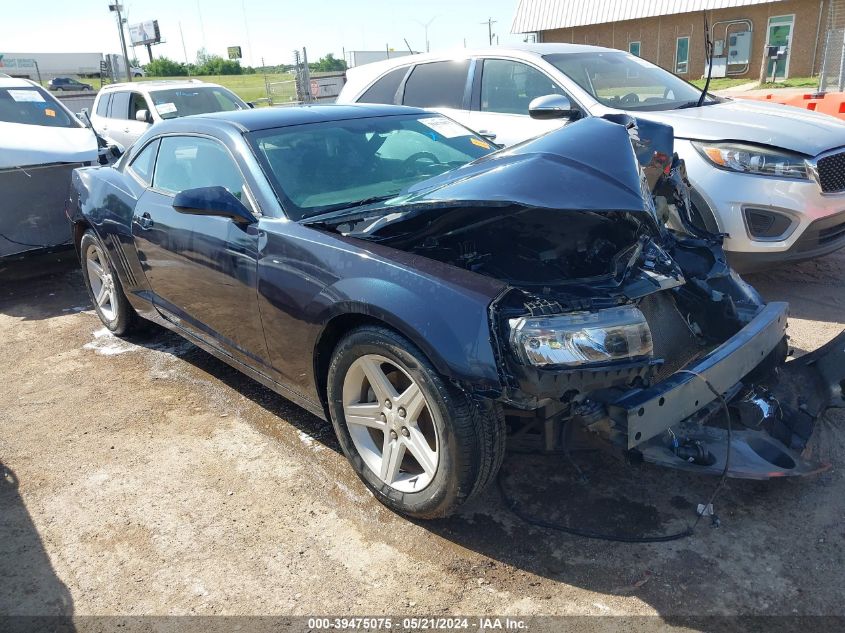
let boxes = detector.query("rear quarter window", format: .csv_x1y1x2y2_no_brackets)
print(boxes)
95,93,111,117
402,60,470,109
127,139,159,186
358,66,408,104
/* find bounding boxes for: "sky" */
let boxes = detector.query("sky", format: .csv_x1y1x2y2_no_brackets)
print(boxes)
0,0,528,67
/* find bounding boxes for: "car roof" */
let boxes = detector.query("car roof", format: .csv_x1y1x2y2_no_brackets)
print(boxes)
101,79,222,92
340,43,621,101
192,103,429,132
347,43,617,75
0,77,42,88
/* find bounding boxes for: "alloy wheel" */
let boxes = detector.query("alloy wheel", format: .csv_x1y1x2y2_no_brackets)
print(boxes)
342,354,440,493
85,243,118,322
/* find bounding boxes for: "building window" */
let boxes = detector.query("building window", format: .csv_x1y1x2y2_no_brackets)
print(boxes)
675,36,690,74
629,41,641,57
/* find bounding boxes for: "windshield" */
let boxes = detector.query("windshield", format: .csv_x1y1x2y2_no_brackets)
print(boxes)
247,113,495,220
544,52,714,111
0,86,79,127
149,86,248,119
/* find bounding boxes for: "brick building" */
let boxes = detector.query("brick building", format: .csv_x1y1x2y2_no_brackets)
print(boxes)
511,0,833,81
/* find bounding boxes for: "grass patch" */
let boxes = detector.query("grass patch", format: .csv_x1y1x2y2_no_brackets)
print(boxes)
691,75,820,91
690,77,754,90
758,75,818,89
75,73,296,103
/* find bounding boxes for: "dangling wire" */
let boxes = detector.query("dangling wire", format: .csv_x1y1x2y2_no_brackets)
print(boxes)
498,369,733,542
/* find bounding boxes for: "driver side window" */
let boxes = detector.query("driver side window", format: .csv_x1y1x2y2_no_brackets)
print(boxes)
129,92,150,122
153,136,246,200
480,59,567,115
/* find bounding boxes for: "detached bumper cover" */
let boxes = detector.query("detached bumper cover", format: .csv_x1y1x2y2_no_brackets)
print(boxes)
0,162,83,258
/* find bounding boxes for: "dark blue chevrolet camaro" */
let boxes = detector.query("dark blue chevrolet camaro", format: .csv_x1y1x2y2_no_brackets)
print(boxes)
69,104,844,518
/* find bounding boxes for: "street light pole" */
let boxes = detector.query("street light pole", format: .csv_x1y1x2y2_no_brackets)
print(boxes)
108,3,132,82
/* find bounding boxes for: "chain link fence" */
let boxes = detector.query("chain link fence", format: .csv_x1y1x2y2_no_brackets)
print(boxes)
258,49,345,106
819,0,845,92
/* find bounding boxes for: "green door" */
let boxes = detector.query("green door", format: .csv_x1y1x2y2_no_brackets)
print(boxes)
766,15,794,80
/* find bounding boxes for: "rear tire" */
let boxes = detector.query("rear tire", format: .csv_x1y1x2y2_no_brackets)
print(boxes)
327,326,505,519
79,230,138,336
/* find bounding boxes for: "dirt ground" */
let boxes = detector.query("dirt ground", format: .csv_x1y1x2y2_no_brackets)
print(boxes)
1,247,844,629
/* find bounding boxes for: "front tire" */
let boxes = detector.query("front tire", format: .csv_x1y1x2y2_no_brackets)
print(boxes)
79,230,137,335
327,326,505,518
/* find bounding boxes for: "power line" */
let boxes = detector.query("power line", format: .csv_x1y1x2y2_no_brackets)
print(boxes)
242,0,254,67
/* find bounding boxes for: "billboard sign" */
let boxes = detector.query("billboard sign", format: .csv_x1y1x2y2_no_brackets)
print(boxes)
227,46,242,60
128,20,161,46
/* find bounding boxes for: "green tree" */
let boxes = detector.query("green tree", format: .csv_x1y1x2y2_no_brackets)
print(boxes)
144,56,188,77
310,53,347,72
194,48,243,75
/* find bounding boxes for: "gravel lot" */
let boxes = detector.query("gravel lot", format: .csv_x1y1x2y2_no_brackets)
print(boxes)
1,248,844,627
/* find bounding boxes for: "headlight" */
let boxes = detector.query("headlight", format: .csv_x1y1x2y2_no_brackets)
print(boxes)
509,305,653,367
692,142,809,179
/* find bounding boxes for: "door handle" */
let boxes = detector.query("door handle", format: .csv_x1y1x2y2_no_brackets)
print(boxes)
123,127,130,133
137,212,153,229
478,130,497,140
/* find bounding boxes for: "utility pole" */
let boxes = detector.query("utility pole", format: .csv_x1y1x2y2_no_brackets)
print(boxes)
108,3,132,82
481,17,497,46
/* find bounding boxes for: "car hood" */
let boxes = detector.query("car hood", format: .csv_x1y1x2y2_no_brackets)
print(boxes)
307,117,654,235
0,122,98,169
632,98,845,156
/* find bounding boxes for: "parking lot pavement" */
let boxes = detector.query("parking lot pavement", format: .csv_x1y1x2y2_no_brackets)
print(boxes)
1,249,844,622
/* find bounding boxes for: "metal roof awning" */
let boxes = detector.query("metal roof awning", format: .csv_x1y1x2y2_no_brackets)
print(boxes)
512,0,785,33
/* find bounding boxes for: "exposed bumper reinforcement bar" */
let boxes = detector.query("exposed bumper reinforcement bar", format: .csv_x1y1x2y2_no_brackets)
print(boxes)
634,328,845,479
610,302,789,450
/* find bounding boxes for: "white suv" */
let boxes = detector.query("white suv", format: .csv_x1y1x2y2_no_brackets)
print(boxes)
338,44,845,271
89,79,249,149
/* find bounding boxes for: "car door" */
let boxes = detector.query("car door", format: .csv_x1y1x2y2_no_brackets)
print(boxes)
100,91,130,147
90,92,112,136
468,58,579,146
400,59,473,129
131,134,269,367
105,90,150,148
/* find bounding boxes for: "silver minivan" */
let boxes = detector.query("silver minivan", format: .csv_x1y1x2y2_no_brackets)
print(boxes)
338,44,845,270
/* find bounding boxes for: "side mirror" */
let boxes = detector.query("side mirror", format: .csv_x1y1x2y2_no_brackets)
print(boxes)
247,101,256,109
173,186,257,225
135,109,152,124
528,94,576,120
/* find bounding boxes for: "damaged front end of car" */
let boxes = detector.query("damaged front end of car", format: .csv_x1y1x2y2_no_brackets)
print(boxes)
314,115,845,480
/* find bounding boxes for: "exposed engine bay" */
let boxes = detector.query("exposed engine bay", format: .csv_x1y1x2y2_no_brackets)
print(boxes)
375,207,646,288
312,114,845,482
